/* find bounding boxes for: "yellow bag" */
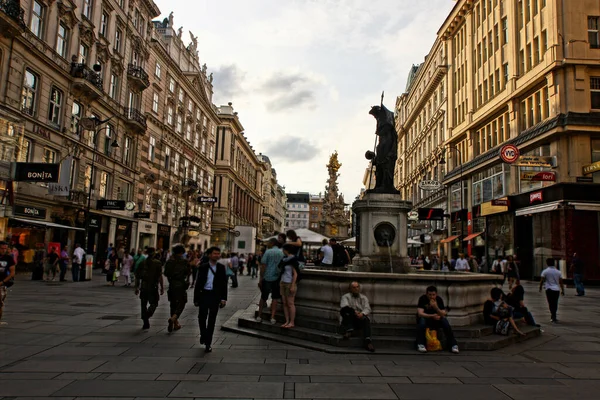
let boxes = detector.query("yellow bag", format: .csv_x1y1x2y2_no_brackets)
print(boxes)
425,328,442,351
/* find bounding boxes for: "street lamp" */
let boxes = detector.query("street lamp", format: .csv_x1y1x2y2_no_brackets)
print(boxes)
439,146,464,254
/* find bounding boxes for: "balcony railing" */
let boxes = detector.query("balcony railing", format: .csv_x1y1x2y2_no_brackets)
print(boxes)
127,64,150,88
0,0,26,27
70,63,103,91
123,107,147,129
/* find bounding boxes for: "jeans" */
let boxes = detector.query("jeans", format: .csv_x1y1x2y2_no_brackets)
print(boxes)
59,263,67,281
72,263,81,282
546,289,560,320
229,269,238,288
140,288,159,322
340,306,372,342
198,290,221,346
168,288,187,319
574,273,585,295
513,306,537,326
416,317,457,349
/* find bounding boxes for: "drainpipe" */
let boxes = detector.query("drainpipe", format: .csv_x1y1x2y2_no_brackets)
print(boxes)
2,37,15,103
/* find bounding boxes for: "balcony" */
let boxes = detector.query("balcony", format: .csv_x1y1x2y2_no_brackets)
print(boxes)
127,64,150,91
123,107,147,134
70,63,103,100
0,0,26,38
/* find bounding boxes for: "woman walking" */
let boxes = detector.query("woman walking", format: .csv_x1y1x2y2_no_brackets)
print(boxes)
105,248,119,286
121,251,134,287
189,250,200,288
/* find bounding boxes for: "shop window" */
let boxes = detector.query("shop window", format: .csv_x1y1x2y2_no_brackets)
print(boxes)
592,140,600,184
473,164,508,205
589,16,600,49
519,144,552,192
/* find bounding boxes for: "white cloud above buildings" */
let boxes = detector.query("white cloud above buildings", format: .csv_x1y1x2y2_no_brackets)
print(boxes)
153,0,455,200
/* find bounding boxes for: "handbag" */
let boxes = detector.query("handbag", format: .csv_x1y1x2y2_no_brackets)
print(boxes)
226,266,234,277
425,328,442,351
495,319,511,335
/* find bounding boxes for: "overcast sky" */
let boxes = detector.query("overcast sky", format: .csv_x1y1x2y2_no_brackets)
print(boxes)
153,0,455,202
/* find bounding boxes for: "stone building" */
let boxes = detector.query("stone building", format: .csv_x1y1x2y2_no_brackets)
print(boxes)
211,103,265,252
396,0,600,281
258,154,286,238
285,192,309,230
308,193,324,233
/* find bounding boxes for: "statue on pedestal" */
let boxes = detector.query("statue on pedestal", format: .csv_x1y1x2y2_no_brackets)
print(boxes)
365,97,399,194
322,152,350,238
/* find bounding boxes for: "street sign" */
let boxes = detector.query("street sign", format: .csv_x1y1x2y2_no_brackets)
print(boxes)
408,211,419,221
576,176,594,183
96,200,126,210
134,212,151,219
13,162,60,183
197,196,218,203
499,144,520,164
513,155,553,167
418,180,442,191
582,160,600,175
520,171,556,182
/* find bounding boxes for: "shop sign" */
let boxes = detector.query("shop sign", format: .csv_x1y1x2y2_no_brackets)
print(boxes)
143,224,153,232
97,200,126,210
158,224,171,236
499,144,520,164
513,155,553,167
198,196,218,203
89,217,100,228
582,160,600,175
14,205,46,219
407,211,419,221
576,176,594,183
530,191,543,204
48,157,72,196
410,223,428,229
481,200,508,216
520,171,556,182
418,180,442,191
188,230,200,237
13,162,60,183
134,212,151,219
491,199,510,206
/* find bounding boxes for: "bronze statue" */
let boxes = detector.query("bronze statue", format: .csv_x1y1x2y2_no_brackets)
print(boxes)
365,102,399,194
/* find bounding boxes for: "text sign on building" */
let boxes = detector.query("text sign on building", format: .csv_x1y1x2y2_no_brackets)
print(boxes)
514,155,553,167
582,160,600,175
530,191,543,204
407,211,419,221
134,212,151,219
520,171,556,182
89,218,100,228
418,180,442,191
491,199,510,206
499,144,520,164
96,200,126,210
197,196,218,203
14,205,47,219
13,163,60,183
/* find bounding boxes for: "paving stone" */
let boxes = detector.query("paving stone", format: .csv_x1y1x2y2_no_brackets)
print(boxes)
93,358,196,374
0,379,73,397
379,365,476,378
105,373,160,380
515,378,567,385
360,377,411,384
53,379,177,397
199,363,286,375
156,373,210,381
4,360,106,373
295,383,397,399
54,373,103,380
459,377,513,385
309,376,362,383
169,381,284,398
409,376,463,384
390,383,512,399
0,372,59,380
286,364,381,376
260,375,310,382
466,366,569,379
494,384,600,400
208,374,260,382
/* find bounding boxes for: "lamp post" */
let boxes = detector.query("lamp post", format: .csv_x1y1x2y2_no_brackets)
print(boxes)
439,146,464,255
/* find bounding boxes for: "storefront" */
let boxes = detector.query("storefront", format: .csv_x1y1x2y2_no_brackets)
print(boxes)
156,224,171,253
115,219,133,253
138,221,157,250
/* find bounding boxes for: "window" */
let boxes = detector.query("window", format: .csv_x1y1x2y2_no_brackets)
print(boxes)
178,88,184,103
169,77,175,92
501,17,508,45
192,165,197,181
148,136,156,161
503,63,509,87
534,37,540,65
194,132,199,148
84,165,93,192
589,17,600,49
185,124,192,141
99,171,109,198
124,136,132,165
43,148,56,164
56,23,68,58
21,69,38,115
83,0,93,20
79,43,88,64
188,101,193,113
114,28,122,53
176,115,183,133
209,144,214,160
18,139,31,162
115,179,130,201
30,1,44,39
167,106,174,125
100,11,109,37
196,109,201,121
71,101,82,135
152,92,159,113
155,62,161,78
184,159,190,178
48,87,63,126
173,152,179,175
164,146,171,169
201,137,206,154
591,77,600,109
103,124,114,155
109,74,119,99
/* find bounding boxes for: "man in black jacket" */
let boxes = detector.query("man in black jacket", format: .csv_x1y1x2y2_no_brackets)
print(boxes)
194,246,228,352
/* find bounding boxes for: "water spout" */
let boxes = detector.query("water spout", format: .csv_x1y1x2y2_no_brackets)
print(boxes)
385,240,393,273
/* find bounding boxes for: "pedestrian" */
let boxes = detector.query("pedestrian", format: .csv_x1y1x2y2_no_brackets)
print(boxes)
121,251,134,287
570,252,585,296
105,248,118,286
133,248,146,274
319,239,333,267
44,247,60,281
277,233,287,248
230,252,240,284
135,247,164,330
330,238,350,268
194,246,228,353
0,241,17,325
117,245,125,270
72,243,85,282
286,230,305,267
163,244,190,332
280,244,299,329
539,258,565,323
188,250,200,289
59,246,69,282
257,238,284,324
454,253,469,272
441,256,451,271
106,243,113,258
506,255,519,290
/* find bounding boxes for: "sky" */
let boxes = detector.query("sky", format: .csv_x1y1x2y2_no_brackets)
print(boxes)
153,0,456,202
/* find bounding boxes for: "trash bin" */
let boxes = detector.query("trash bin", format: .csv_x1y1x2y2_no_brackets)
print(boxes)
84,254,94,281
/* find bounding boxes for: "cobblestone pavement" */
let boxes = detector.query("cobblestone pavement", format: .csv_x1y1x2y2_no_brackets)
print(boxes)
1,272,599,399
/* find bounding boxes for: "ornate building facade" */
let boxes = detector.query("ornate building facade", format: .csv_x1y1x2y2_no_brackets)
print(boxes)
258,154,286,238
321,152,350,238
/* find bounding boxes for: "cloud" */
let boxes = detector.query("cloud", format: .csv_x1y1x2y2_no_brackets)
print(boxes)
260,71,320,111
263,136,320,162
212,64,246,101
262,72,308,93
266,90,315,112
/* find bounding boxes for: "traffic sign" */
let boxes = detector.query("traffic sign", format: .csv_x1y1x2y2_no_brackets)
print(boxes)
499,144,520,164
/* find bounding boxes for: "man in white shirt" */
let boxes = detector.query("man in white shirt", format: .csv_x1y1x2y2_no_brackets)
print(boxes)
539,258,564,323
455,253,470,272
340,281,374,352
72,243,86,282
319,239,333,267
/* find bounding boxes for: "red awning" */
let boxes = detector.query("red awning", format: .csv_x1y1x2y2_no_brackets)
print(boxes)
463,232,484,241
440,235,460,243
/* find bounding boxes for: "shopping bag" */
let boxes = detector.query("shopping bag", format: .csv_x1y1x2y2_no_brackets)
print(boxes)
425,328,442,351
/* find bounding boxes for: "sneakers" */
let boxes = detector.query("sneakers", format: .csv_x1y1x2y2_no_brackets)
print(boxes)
417,344,427,353
270,318,277,325
451,345,460,354
255,316,262,323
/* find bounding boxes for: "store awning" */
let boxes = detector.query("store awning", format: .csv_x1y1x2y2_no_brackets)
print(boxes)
440,235,460,243
568,202,600,212
11,218,85,231
515,201,561,216
463,232,483,241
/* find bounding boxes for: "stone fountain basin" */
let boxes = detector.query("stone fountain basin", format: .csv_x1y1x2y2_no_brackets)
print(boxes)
296,269,504,327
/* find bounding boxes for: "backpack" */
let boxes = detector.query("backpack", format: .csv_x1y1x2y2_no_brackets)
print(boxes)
278,257,303,283
332,244,346,267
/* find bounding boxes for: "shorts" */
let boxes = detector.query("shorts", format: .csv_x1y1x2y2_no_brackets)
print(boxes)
44,263,56,274
261,279,281,301
280,282,296,297
0,286,7,307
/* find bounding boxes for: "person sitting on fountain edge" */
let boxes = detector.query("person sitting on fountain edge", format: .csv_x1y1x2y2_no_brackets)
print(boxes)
416,286,459,354
340,281,375,352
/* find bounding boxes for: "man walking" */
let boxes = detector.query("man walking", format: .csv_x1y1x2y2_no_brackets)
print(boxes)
454,253,470,272
135,247,164,330
72,243,85,282
540,258,565,323
570,252,585,296
164,244,191,332
194,247,228,353
340,281,375,352
257,238,284,324
230,252,239,288
44,247,60,281
0,241,16,325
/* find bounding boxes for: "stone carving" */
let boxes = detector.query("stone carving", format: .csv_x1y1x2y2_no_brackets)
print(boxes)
365,102,400,194
322,151,350,238
188,31,198,53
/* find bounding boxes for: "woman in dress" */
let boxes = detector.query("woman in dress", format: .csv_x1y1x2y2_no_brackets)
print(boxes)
106,248,119,286
121,251,134,287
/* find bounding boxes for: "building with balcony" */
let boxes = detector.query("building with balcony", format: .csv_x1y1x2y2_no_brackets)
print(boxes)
285,192,310,230
258,154,286,238
397,0,600,282
308,193,324,233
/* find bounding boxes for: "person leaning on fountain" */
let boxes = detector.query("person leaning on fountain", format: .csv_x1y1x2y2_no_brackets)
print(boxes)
340,282,375,352
416,286,460,354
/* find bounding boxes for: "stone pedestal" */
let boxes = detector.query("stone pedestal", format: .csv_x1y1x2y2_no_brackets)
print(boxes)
351,193,412,273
